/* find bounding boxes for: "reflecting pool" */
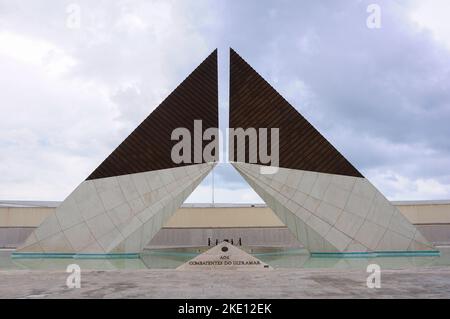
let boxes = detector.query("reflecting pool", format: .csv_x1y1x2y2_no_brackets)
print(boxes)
0,250,146,270
2,246,450,270
140,246,450,270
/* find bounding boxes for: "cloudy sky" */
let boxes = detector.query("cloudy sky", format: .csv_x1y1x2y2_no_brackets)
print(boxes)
1,0,450,203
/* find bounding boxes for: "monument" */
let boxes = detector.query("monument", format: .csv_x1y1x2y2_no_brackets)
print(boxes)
229,48,436,256
15,50,218,257
14,48,438,259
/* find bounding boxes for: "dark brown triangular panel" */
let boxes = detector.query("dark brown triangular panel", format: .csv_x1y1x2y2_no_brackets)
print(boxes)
87,50,218,180
229,48,362,177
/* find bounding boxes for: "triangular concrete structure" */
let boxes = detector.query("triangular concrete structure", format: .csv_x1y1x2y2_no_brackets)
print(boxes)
177,241,272,270
16,50,219,256
229,49,437,255
234,163,435,254
15,49,437,258
229,48,362,177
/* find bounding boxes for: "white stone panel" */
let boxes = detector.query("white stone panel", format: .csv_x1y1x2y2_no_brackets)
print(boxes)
352,178,377,201
388,212,417,239
19,242,43,252
93,176,119,192
334,211,365,238
85,213,117,240
73,181,105,221
117,166,211,252
63,222,97,252
270,179,285,192
106,203,133,229
294,218,309,247
331,174,356,192
298,171,318,194
284,210,298,236
322,183,350,210
97,183,126,212
80,241,104,254
97,228,124,252
118,216,143,239
233,163,435,253
39,232,73,253
365,192,395,228
306,215,332,238
158,168,176,185
145,172,164,191
55,196,83,230
34,214,62,242
353,220,386,251
346,240,368,252
285,170,303,188
185,164,200,177
117,174,140,202
324,227,352,252
141,188,163,207
139,219,155,249
284,199,300,215
305,227,327,252
291,191,308,206
310,173,332,200
280,184,297,199
20,232,39,249
113,227,144,253
303,196,321,213
172,166,187,180
294,206,313,221
376,230,412,251
135,206,156,223
271,167,290,184
128,197,146,215
18,163,214,254
131,173,151,196
344,193,372,219
315,201,342,225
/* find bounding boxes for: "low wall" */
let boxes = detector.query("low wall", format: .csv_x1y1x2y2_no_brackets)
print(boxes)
1,201,449,248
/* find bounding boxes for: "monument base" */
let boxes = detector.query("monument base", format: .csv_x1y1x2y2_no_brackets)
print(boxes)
310,250,441,258
177,242,272,270
11,252,140,259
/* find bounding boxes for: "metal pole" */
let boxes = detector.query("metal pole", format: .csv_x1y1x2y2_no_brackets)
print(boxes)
212,164,215,206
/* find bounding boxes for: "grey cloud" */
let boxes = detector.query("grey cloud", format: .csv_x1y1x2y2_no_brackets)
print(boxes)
1,0,450,201
213,0,450,187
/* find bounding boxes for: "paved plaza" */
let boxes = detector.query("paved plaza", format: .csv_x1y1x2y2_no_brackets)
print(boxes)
1,267,450,298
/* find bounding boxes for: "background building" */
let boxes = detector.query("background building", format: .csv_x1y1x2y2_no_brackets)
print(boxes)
1,200,449,249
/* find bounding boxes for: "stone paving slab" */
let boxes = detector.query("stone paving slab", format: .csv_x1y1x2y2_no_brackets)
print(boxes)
1,267,450,298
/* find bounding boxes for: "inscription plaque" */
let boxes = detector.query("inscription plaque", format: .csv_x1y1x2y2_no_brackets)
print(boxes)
176,242,272,270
